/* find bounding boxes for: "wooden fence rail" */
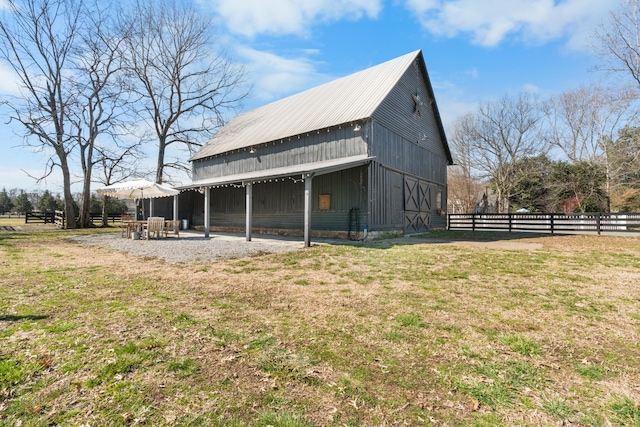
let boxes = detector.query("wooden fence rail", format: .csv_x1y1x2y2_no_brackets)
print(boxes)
25,211,123,228
447,212,640,235
25,211,55,224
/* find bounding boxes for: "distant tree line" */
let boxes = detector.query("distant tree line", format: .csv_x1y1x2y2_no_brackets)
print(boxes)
448,96,640,213
0,0,246,228
448,1,640,214
0,187,127,217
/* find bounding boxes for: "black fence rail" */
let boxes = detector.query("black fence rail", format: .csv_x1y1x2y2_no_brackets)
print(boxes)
25,211,55,224
447,212,640,235
25,211,123,228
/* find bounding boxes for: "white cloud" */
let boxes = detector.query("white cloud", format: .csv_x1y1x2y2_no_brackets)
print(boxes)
464,67,479,79
404,0,618,49
520,83,541,94
236,47,335,103
0,62,21,95
205,0,382,37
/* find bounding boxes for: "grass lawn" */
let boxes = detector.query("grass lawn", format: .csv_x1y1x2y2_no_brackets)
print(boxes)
0,217,28,228
1,227,639,426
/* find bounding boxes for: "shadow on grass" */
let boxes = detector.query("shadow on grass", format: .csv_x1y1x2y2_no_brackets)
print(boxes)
0,314,49,322
417,230,553,242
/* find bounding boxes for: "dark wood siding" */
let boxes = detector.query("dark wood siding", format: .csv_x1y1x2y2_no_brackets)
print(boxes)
367,156,447,233
365,61,449,233
368,161,404,230
371,61,447,160
370,117,447,185
188,166,368,232
192,126,369,181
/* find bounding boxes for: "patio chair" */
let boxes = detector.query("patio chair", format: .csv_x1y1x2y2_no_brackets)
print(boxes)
120,213,132,238
163,220,180,238
144,216,165,240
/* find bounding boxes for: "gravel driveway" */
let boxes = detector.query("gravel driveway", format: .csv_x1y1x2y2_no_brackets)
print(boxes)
69,231,308,263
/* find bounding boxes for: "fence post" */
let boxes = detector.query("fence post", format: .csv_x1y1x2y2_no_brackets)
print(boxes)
597,212,601,235
550,213,554,234
508,213,512,232
472,214,476,231
446,214,450,231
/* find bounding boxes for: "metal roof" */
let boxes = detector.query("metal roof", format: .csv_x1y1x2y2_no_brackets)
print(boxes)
190,50,422,161
179,155,375,189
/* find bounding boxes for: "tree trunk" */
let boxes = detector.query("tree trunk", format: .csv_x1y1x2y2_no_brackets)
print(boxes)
155,136,166,184
101,194,108,227
59,155,76,229
78,143,95,227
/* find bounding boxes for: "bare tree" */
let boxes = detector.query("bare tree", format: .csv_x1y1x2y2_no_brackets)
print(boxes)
96,142,143,225
122,0,247,184
541,85,639,211
593,0,640,86
453,93,545,212
0,0,82,228
604,126,640,210
448,114,484,213
71,1,133,227
541,85,638,163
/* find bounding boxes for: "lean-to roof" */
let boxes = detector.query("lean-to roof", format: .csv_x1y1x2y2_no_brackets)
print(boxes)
190,50,426,161
182,155,375,189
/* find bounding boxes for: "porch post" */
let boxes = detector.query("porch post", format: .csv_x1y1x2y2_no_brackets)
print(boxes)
149,199,154,217
204,187,210,238
173,194,179,221
245,182,252,241
304,174,313,247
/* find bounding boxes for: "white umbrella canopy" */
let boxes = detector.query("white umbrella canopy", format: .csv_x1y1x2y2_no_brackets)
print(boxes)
96,179,180,219
96,178,179,199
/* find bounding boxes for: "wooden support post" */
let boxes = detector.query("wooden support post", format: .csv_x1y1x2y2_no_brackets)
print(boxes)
173,194,179,222
304,174,313,247
204,187,210,238
245,183,252,242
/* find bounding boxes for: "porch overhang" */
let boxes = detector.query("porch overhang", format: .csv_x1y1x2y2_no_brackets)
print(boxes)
179,154,375,190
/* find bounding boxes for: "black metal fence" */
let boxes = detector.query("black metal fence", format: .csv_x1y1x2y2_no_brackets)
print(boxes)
447,212,640,235
24,211,123,228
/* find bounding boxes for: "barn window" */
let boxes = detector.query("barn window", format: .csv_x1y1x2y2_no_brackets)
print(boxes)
319,194,331,210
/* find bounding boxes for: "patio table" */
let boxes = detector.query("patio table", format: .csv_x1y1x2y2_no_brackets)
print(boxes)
123,220,146,239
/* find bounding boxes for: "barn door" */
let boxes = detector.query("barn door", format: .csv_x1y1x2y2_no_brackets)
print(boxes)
404,177,419,211
404,177,431,233
419,181,431,212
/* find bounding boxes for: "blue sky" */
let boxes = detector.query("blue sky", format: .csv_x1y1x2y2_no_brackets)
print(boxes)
0,0,622,192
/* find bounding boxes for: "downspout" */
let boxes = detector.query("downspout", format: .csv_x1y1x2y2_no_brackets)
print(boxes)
366,118,374,240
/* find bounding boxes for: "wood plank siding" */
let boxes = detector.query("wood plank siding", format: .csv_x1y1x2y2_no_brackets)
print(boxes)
192,126,368,182
371,60,446,162
366,60,448,232
186,166,368,232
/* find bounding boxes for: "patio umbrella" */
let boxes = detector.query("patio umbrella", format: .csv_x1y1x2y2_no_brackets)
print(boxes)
96,178,179,218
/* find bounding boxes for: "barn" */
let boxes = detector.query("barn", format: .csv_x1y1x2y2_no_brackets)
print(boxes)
172,49,452,246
